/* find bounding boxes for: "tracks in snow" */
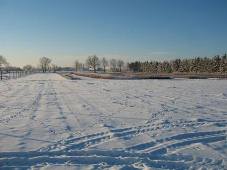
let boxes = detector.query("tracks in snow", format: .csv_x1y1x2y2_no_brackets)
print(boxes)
52,124,226,152
27,118,226,169
0,81,44,124
1,128,226,169
1,74,227,169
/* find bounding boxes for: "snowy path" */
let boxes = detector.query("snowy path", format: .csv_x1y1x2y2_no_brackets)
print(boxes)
0,73,227,169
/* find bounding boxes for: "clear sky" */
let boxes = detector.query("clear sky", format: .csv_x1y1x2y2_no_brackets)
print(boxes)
0,0,227,67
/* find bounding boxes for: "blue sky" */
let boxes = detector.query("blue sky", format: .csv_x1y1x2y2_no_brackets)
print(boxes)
0,0,227,67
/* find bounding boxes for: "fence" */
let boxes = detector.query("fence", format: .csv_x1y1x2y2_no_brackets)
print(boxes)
0,70,36,80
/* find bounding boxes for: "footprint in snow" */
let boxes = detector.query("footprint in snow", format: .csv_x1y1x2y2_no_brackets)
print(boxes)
49,129,56,134
87,82,95,85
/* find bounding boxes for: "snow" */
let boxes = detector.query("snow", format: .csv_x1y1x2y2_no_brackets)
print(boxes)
0,73,226,169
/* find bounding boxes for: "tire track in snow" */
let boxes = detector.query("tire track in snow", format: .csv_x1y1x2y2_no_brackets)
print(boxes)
40,118,219,152
0,142,225,169
127,130,226,153
55,81,82,132
44,80,76,136
17,82,46,150
26,80,76,138
0,151,191,170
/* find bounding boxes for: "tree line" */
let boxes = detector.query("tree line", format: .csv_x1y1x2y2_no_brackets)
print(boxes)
1,54,227,75
128,54,227,73
75,55,125,73
0,56,59,74
39,55,125,73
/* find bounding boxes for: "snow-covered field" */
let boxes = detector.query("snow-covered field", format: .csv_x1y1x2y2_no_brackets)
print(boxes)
0,73,226,169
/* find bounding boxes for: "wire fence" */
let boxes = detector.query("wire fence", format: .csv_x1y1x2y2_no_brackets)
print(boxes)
0,70,36,80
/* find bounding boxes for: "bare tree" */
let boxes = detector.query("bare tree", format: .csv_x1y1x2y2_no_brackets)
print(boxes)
0,55,8,80
52,64,58,73
86,55,99,73
117,60,124,72
110,59,117,72
23,65,33,71
39,57,51,73
101,57,108,72
75,60,81,72
0,55,8,68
